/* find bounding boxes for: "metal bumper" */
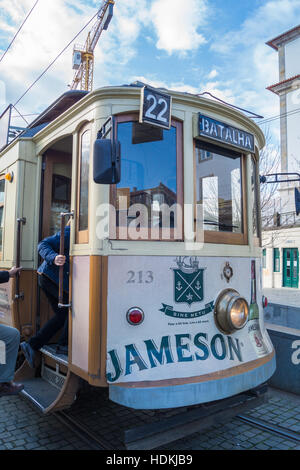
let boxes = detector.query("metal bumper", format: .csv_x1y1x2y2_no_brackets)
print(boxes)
124,383,269,450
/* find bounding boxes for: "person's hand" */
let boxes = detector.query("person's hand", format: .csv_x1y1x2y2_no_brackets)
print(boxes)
54,255,66,266
9,266,22,278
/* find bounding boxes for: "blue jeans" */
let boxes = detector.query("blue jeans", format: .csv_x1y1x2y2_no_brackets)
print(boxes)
29,275,68,350
0,325,20,383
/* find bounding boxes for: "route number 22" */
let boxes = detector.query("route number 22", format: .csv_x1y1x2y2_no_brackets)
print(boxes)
140,86,172,129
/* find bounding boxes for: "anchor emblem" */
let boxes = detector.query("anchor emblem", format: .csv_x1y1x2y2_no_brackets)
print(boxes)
176,281,183,291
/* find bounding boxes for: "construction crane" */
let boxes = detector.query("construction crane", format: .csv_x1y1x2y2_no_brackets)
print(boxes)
71,0,115,92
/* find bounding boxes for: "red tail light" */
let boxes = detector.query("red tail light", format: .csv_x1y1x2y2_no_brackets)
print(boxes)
126,307,144,325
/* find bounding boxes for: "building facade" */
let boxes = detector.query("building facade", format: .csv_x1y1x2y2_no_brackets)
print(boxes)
263,25,300,291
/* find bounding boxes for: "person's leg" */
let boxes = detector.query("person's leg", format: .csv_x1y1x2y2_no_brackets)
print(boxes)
57,291,69,347
29,276,68,351
0,325,20,383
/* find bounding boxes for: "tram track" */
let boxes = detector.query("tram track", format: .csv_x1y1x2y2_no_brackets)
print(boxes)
56,408,300,450
56,411,115,450
237,415,300,443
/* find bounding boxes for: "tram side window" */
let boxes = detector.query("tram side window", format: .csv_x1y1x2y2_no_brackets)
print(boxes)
0,177,4,254
195,142,243,235
76,128,91,244
112,117,183,240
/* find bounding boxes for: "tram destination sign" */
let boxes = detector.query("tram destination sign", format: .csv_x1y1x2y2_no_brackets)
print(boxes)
140,85,172,130
198,114,255,153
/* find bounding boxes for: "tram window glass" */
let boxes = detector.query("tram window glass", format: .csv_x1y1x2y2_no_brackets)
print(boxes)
77,127,90,243
274,248,280,272
0,178,4,253
52,175,71,203
50,174,71,235
251,157,259,238
112,117,183,239
195,141,244,236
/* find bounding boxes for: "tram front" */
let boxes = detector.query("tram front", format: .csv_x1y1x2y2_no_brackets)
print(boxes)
90,86,276,410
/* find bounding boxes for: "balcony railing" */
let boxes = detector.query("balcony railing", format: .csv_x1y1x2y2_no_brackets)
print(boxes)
262,211,300,229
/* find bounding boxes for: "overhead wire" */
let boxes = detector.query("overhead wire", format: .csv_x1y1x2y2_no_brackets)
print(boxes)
257,107,300,126
13,10,99,107
197,91,264,119
12,105,30,126
0,0,40,65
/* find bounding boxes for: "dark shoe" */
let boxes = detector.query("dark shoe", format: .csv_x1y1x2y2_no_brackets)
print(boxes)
0,381,24,397
20,341,36,368
56,345,68,355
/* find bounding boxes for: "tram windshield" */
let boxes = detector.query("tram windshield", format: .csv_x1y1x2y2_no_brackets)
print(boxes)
195,142,243,234
112,117,183,238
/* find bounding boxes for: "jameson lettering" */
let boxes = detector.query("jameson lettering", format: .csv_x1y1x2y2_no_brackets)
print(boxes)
106,332,243,383
199,115,255,152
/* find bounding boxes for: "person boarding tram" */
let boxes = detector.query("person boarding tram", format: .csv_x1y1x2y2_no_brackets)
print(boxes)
21,224,70,367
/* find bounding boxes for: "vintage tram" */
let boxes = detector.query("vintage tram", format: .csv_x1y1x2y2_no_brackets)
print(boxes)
0,84,275,415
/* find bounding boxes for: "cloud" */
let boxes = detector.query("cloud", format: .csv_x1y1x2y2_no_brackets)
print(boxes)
150,0,208,54
207,69,218,79
207,0,300,143
0,0,149,118
211,0,300,54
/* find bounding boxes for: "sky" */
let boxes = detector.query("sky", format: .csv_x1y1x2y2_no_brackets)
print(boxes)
0,0,300,144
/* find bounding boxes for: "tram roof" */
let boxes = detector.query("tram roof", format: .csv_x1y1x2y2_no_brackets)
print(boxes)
2,84,265,154
27,90,89,130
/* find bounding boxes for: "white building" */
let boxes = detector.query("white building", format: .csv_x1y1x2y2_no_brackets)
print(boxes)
263,25,300,291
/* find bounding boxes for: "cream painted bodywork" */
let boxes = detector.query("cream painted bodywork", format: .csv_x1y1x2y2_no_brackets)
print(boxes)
0,87,265,268
0,87,266,377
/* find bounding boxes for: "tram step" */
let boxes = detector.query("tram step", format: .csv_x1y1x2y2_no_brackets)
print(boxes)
39,344,68,367
20,377,63,413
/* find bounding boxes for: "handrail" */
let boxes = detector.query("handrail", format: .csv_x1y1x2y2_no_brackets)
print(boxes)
58,211,74,309
15,217,26,300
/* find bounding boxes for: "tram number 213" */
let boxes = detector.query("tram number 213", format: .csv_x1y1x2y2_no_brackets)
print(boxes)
127,270,154,284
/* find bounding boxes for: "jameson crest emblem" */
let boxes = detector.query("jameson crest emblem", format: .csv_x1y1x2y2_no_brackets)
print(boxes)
159,257,214,319
174,257,204,305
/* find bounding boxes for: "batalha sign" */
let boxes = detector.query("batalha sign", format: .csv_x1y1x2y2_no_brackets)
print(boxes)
198,114,255,153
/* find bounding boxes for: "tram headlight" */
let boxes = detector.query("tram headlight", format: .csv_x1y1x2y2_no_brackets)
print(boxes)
214,289,249,334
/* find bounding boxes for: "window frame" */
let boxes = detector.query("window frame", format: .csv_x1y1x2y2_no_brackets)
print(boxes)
76,123,92,245
251,155,261,247
110,113,184,241
194,139,248,246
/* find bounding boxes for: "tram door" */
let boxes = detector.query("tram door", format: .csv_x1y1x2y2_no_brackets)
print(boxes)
39,141,72,332
283,248,299,288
